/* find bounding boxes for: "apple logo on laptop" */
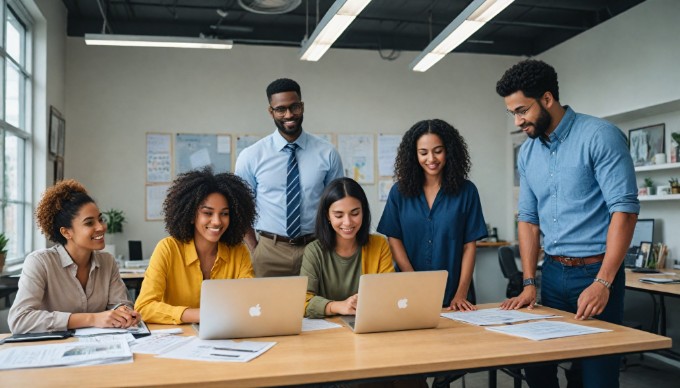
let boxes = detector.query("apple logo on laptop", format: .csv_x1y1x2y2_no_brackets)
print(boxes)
249,304,262,317
397,298,408,309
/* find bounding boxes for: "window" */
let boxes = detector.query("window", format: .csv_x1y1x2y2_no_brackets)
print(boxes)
1,1,32,267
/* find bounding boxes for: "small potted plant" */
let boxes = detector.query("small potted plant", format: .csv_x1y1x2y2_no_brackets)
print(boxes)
670,178,680,194
102,209,126,257
644,177,656,195
0,232,8,273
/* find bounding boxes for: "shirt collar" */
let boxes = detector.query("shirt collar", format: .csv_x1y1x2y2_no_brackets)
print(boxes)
56,243,101,269
272,129,307,152
548,105,575,143
182,239,229,266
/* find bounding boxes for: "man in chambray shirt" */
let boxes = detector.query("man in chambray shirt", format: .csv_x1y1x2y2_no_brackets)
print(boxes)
497,60,639,388
235,78,344,277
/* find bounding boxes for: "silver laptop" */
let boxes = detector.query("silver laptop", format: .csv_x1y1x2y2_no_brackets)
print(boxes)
197,276,307,340
343,270,447,334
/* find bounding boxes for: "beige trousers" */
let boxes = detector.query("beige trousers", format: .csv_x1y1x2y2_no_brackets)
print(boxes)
251,235,307,277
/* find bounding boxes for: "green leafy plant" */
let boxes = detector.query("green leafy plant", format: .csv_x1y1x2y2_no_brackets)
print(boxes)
644,177,654,187
102,209,126,234
670,177,680,187
672,132,680,145
0,232,8,255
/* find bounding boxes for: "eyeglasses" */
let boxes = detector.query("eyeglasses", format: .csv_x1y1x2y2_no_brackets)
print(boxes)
270,102,303,116
507,102,534,118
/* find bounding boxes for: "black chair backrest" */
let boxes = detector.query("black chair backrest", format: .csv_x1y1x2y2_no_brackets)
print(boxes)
498,246,520,279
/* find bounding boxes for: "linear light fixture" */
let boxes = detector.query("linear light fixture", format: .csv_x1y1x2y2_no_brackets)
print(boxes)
410,0,514,72
84,34,234,49
300,0,372,61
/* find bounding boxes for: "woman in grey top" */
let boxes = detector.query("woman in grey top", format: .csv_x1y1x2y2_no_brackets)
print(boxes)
8,179,140,333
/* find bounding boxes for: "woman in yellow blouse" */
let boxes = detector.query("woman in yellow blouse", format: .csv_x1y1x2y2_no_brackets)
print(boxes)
135,167,257,324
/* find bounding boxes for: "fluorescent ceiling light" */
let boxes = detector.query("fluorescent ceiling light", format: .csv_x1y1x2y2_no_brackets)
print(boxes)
410,0,514,72
84,34,234,49
300,0,372,61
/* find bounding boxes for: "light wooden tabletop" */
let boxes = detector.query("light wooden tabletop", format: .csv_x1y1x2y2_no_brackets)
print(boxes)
0,304,671,388
625,269,680,296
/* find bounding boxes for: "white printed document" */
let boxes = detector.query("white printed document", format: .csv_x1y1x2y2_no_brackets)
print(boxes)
302,318,343,331
0,338,132,370
157,338,276,362
128,334,194,355
441,308,559,326
485,320,611,341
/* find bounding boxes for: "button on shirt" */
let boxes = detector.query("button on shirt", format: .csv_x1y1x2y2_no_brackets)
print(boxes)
8,244,131,334
377,181,487,306
235,130,344,237
517,106,639,257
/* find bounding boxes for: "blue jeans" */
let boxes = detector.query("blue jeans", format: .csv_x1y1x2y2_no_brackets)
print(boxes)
525,255,625,388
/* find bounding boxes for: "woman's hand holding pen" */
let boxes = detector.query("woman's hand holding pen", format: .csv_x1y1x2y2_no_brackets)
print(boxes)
91,306,140,328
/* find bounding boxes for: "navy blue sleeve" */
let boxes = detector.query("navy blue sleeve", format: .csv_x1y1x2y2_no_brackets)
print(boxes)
462,181,488,243
377,184,403,240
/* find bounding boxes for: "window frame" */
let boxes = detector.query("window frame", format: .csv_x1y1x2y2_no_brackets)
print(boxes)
1,0,33,268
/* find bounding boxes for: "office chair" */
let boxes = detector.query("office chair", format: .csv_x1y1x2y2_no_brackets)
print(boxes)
498,246,523,298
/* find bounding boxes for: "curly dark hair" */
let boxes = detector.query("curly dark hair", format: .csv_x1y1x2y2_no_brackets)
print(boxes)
496,59,560,101
163,167,257,246
35,179,96,245
266,78,301,102
394,119,470,197
315,178,371,251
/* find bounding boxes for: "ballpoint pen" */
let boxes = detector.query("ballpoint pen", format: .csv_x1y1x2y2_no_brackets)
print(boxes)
212,347,258,353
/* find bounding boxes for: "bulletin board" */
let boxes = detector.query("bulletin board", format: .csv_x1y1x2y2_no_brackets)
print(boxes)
175,133,232,175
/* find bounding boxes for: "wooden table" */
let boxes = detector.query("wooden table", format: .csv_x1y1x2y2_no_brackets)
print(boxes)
0,304,671,387
625,269,680,336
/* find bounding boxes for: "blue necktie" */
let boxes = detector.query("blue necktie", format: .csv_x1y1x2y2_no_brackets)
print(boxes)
285,143,301,238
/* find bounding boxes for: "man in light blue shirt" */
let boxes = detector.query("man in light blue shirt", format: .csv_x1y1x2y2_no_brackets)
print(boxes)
497,60,639,388
235,78,344,277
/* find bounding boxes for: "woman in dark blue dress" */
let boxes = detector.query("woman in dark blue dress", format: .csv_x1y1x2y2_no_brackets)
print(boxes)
377,119,487,311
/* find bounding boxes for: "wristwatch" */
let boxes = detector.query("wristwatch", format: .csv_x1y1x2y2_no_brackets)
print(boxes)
593,278,612,289
522,278,536,287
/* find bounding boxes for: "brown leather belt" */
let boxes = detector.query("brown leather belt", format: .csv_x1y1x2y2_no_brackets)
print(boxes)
258,231,316,246
549,253,605,266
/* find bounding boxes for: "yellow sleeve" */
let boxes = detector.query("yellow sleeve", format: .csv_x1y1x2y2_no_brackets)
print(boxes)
134,239,188,324
235,244,255,279
362,234,396,275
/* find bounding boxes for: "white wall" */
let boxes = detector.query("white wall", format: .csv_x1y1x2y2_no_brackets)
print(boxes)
64,41,515,259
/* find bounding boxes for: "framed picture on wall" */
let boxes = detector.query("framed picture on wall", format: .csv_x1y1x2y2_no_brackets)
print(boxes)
54,157,64,184
636,241,652,268
48,106,64,158
629,124,665,166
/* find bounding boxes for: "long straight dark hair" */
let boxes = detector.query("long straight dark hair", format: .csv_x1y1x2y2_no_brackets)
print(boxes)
314,177,371,251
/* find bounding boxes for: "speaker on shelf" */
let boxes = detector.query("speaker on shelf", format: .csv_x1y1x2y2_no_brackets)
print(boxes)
128,240,143,261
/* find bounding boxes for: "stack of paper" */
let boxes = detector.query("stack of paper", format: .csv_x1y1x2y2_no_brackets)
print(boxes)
486,321,611,341
441,308,559,326
157,338,276,363
639,277,680,284
0,338,132,370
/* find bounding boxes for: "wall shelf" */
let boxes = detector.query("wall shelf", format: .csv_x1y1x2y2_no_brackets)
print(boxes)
635,163,680,173
639,194,680,202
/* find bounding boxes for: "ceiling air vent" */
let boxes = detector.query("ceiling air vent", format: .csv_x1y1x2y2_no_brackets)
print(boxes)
238,0,302,15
